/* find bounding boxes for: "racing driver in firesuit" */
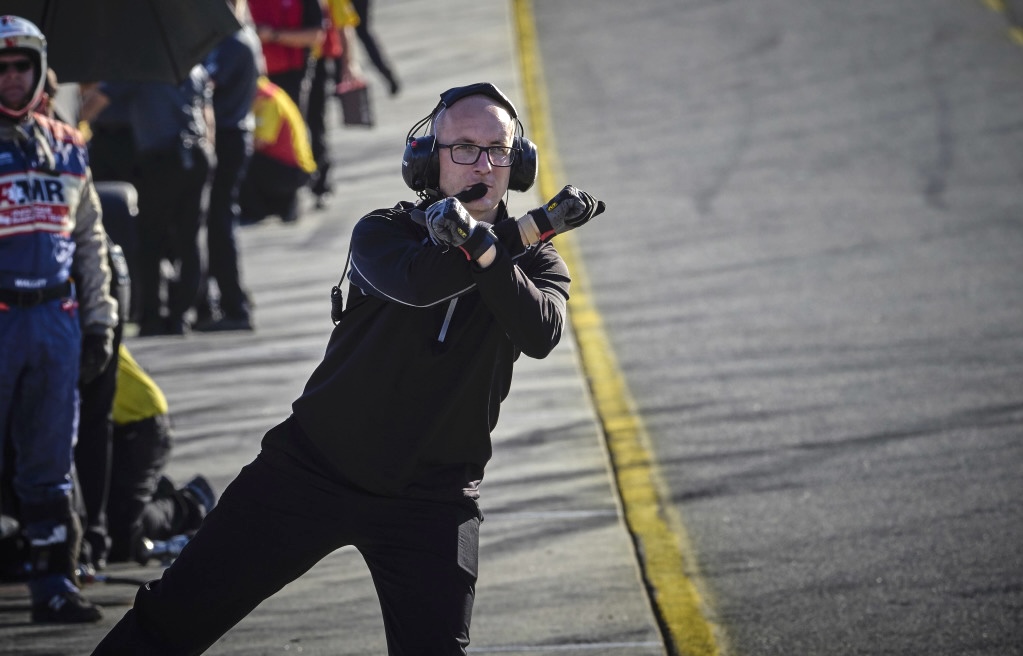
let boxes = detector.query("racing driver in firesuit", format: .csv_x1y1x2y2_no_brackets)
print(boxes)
0,15,118,624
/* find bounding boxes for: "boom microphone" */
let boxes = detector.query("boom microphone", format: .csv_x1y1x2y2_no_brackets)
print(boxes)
454,183,488,203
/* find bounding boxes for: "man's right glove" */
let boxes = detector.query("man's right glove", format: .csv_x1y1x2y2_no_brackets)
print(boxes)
80,327,114,385
425,197,497,261
527,185,606,241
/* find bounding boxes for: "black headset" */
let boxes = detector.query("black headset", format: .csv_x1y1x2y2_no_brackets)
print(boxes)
402,82,538,196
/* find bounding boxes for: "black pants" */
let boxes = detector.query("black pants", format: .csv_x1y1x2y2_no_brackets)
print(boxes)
352,0,398,91
268,67,311,120
92,418,481,656
238,154,310,223
202,129,253,319
74,322,123,565
134,145,210,328
307,56,332,196
106,414,200,563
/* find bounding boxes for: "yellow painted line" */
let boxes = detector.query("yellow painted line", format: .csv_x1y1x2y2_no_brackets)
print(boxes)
977,0,1023,45
510,1,725,654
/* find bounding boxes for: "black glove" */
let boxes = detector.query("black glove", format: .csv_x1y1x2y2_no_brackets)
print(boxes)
80,328,113,384
528,185,606,241
425,197,497,261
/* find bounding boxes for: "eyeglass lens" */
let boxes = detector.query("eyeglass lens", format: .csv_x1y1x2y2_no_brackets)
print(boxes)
447,144,515,167
0,60,33,74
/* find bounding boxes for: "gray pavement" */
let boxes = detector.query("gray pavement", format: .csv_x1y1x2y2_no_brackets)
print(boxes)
534,1,1023,655
0,1,665,655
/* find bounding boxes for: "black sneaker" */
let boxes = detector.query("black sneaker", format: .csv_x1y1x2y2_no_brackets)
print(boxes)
31,591,103,624
184,476,218,515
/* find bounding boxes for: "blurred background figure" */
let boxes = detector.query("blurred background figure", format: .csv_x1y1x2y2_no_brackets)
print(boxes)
248,0,324,224
4,344,217,578
195,0,262,332
351,0,399,96
103,345,216,565
73,187,133,575
248,0,323,117
79,84,137,185
238,75,316,225
84,67,214,336
305,0,359,209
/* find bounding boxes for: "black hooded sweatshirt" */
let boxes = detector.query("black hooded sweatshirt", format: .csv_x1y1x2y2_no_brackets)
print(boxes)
287,200,570,501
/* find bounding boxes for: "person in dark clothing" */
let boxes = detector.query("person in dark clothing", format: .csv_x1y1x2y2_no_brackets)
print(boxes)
195,4,262,332
74,228,131,572
92,67,214,337
103,344,217,565
238,75,317,224
91,82,605,655
306,0,356,207
80,88,137,185
350,0,400,95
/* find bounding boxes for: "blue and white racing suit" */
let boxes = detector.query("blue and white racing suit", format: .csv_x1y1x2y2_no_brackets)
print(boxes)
0,112,117,599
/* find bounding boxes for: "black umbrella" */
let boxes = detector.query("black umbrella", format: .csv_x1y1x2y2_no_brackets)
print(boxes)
0,0,241,84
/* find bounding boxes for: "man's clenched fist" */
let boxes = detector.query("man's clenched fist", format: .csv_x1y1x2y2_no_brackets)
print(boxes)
527,185,605,241
425,197,497,261
80,327,114,384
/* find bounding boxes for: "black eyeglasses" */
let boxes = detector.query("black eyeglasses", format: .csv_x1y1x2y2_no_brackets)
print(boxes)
0,59,33,74
437,143,517,167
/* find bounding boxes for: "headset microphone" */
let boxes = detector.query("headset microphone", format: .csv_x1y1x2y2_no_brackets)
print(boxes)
455,183,488,203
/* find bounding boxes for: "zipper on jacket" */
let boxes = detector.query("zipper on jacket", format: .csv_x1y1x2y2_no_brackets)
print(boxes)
437,298,458,343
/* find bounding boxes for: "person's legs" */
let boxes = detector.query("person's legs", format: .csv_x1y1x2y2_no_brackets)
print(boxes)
166,147,211,330
204,129,253,322
93,438,349,654
6,303,100,622
106,415,173,562
134,150,184,334
351,0,400,95
74,322,122,569
360,498,481,655
307,56,332,201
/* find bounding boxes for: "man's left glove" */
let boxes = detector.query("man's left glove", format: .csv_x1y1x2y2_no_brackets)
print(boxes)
527,185,606,241
425,197,497,261
80,327,114,384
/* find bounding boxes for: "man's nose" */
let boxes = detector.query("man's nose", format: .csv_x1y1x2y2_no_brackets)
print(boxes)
473,153,493,173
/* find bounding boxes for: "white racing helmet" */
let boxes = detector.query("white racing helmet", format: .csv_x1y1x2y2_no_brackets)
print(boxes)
0,15,48,120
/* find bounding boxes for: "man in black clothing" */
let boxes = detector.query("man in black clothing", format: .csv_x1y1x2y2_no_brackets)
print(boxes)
91,82,604,655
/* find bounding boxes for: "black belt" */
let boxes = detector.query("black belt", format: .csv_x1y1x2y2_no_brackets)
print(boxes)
0,280,73,307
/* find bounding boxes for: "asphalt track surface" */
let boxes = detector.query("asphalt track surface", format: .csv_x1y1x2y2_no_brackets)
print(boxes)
2,1,1022,655
531,0,1023,654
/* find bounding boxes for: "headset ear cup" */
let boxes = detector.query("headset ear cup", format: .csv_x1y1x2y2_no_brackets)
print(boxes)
509,136,538,192
402,135,439,192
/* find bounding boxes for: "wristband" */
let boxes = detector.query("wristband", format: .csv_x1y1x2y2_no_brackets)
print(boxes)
527,209,557,242
459,225,497,261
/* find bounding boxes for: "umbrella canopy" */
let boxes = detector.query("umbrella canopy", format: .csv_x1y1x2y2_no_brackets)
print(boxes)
0,0,241,84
